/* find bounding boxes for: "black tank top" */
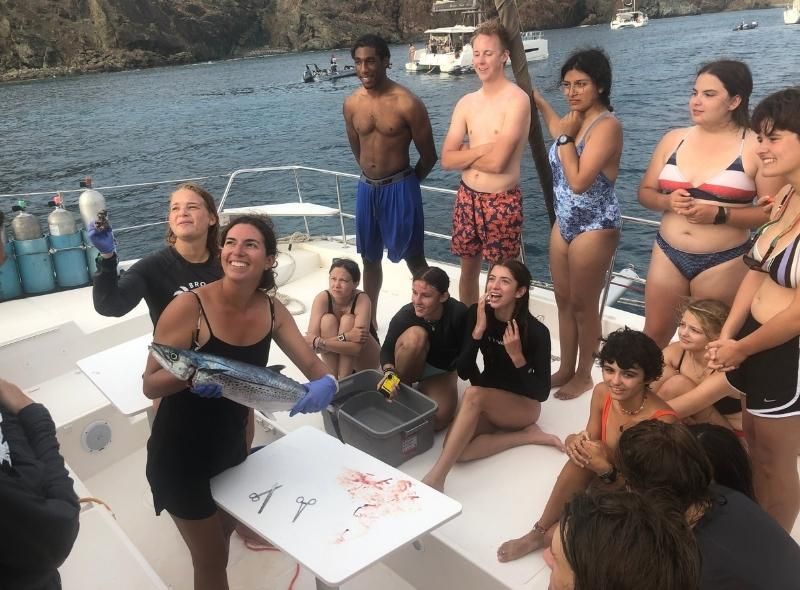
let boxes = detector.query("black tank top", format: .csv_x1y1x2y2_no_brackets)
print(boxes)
147,291,274,482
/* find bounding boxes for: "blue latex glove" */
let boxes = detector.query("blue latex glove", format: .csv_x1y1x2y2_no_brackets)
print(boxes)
290,374,338,416
87,221,115,254
190,382,223,398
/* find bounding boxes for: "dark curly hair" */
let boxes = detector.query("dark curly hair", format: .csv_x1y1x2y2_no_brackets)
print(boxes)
219,215,277,291
561,48,614,111
595,327,664,383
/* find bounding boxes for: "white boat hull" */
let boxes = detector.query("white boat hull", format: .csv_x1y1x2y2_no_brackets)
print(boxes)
610,10,649,29
405,32,548,73
785,6,800,24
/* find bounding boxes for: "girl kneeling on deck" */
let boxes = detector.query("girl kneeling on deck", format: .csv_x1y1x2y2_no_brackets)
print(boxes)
422,260,562,492
378,267,468,431
143,215,336,590
497,327,678,562
305,258,380,379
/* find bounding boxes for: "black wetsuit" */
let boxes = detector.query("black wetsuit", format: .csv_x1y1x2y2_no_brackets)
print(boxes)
380,298,468,371
696,484,800,589
92,247,222,327
0,404,80,590
145,292,273,520
457,305,551,401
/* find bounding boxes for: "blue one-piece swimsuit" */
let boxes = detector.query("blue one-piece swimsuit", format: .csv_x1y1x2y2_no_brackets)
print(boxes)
548,112,621,243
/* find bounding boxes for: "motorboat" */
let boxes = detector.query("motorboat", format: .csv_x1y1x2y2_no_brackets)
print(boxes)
733,20,759,31
303,63,357,83
610,0,649,29
2,166,798,590
785,0,800,24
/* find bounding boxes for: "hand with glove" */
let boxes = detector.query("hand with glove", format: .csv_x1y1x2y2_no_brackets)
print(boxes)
189,378,223,398
87,220,115,255
290,374,338,416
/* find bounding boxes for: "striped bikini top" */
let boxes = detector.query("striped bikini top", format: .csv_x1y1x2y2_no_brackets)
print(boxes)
657,129,756,206
747,188,800,289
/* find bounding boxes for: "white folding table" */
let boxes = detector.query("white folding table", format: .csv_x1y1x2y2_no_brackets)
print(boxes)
77,333,153,417
211,425,462,589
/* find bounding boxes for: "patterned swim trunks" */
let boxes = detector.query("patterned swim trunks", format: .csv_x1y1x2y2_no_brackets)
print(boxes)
451,181,523,262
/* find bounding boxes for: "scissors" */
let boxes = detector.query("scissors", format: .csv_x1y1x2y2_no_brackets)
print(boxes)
249,483,282,514
293,496,317,523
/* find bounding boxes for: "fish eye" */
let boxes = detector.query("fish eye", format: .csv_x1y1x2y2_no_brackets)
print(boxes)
169,352,178,361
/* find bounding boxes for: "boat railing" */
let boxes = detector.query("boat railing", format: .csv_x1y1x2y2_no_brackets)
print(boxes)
2,165,656,314
520,31,544,40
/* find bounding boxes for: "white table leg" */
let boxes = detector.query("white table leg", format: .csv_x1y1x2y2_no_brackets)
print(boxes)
315,577,339,590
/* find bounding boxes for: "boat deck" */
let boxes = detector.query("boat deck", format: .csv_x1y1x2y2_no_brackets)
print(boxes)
2,238,798,589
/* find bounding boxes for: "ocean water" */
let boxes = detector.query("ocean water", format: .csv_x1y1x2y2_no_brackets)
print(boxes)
1,7,796,286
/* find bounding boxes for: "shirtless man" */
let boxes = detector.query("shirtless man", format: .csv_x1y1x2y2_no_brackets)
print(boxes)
343,34,437,328
441,20,531,306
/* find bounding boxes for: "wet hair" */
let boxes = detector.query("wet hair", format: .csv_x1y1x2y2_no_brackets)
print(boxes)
166,182,219,257
751,87,800,136
595,327,663,383
696,60,753,129
471,19,512,53
561,490,702,590
219,215,277,290
351,34,390,61
561,48,613,111
616,421,713,513
678,298,729,340
689,423,754,500
413,266,450,294
329,258,361,285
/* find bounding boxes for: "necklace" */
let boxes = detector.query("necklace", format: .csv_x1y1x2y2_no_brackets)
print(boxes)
617,392,647,416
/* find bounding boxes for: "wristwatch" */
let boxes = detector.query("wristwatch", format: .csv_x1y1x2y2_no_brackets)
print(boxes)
713,206,729,225
556,134,575,146
337,333,347,342
598,464,618,484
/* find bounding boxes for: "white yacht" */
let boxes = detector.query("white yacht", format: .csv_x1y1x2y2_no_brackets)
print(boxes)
2,166,798,590
785,0,800,24
610,0,649,29
405,0,547,74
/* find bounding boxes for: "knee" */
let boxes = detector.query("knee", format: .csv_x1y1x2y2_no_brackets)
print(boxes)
397,326,429,354
339,313,356,331
406,256,428,275
461,386,486,412
320,313,338,335
657,375,695,401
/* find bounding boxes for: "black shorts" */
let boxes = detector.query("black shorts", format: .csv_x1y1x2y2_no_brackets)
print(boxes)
725,313,800,418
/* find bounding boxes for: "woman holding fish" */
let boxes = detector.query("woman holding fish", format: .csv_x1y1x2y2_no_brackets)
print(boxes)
143,215,336,590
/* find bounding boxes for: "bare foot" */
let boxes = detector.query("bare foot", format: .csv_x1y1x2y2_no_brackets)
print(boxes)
497,530,547,562
522,423,566,452
422,472,445,493
554,374,594,400
550,368,574,388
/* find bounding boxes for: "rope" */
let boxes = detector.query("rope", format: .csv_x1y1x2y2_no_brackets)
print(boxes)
79,496,115,518
240,533,301,590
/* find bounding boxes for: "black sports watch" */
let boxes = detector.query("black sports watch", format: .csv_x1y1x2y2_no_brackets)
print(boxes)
556,134,575,146
337,333,347,342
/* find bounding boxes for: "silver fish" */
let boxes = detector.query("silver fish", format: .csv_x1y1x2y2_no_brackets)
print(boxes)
149,342,307,413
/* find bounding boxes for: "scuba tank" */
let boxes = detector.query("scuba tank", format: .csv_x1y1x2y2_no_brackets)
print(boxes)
11,200,42,241
47,193,77,236
78,176,107,228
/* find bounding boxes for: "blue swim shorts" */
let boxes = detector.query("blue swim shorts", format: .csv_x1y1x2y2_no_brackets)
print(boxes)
356,169,425,263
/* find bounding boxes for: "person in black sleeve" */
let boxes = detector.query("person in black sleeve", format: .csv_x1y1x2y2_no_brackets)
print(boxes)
617,420,800,590
378,267,467,430
422,260,562,491
88,182,222,327
0,378,80,590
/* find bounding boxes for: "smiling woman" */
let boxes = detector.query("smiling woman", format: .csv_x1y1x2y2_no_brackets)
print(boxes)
142,214,336,589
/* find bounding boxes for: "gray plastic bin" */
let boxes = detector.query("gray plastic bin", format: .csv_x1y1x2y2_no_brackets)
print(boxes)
323,369,437,467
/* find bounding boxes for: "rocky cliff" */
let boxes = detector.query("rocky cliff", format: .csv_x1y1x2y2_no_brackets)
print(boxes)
0,0,778,81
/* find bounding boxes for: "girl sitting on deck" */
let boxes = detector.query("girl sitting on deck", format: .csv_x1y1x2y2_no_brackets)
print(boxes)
497,327,678,562
651,299,742,431
304,258,380,379
421,260,562,492
378,267,468,431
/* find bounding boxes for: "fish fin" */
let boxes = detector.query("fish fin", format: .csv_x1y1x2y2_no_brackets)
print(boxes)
266,364,286,374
